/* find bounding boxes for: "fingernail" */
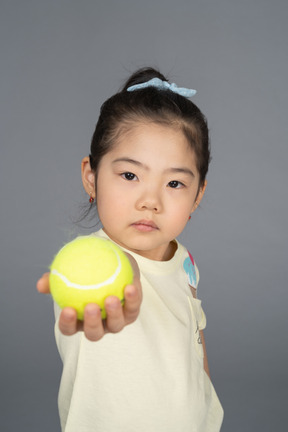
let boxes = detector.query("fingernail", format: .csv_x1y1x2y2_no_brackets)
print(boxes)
106,297,119,310
125,286,136,298
85,304,99,316
64,309,75,321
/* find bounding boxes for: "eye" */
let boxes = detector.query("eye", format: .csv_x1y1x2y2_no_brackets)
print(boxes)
168,180,184,189
121,172,137,181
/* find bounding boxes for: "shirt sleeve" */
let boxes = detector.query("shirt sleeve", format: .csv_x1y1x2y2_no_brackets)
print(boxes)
193,264,206,330
198,304,207,331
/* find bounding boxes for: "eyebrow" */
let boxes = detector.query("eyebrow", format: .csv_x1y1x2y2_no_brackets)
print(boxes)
166,167,195,178
112,157,195,178
112,157,146,168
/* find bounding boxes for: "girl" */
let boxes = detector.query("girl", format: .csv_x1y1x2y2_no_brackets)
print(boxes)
37,67,224,431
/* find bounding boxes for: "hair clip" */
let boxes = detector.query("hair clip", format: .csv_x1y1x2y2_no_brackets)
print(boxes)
127,77,196,98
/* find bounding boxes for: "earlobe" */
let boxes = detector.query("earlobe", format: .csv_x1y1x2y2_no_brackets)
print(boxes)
81,156,96,199
191,180,207,213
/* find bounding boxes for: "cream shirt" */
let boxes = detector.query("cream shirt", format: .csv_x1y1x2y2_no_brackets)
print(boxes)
54,230,223,431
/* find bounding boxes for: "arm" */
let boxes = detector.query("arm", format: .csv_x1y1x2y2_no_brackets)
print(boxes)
37,253,142,342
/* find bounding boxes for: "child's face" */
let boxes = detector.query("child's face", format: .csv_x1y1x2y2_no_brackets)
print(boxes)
93,123,204,261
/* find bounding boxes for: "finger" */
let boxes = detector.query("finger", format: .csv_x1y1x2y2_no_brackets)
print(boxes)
125,253,140,280
83,304,105,341
123,284,142,324
36,272,50,294
105,296,125,333
58,307,80,336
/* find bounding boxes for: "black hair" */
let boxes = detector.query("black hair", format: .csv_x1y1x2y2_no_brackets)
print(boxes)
89,67,210,189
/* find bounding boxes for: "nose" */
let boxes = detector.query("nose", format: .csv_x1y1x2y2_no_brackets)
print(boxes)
136,187,162,213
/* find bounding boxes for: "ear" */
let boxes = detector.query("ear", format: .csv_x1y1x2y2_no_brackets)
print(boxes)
191,180,207,213
81,156,96,199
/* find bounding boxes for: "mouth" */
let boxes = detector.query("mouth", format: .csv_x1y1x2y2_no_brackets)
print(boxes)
131,220,159,232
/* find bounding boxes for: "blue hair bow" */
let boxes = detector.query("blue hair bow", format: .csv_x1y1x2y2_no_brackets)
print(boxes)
127,77,196,98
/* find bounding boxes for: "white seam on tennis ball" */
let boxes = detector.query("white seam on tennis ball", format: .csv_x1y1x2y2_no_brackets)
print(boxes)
51,247,122,290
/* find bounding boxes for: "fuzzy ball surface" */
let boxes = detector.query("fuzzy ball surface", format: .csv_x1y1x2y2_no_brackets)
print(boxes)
49,236,134,319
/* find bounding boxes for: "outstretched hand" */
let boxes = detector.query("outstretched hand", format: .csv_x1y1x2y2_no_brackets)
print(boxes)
36,253,142,342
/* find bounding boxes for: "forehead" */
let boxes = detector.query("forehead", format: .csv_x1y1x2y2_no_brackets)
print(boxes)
110,122,197,166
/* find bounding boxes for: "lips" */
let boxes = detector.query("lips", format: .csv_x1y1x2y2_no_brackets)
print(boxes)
132,220,159,232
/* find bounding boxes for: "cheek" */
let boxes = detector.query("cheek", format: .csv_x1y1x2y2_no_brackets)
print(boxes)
96,189,127,224
168,195,194,216
166,200,192,229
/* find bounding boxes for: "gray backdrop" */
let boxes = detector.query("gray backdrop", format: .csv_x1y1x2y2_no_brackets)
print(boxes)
1,1,287,430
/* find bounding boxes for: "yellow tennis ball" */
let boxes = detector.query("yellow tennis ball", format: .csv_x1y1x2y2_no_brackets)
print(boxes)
49,236,134,320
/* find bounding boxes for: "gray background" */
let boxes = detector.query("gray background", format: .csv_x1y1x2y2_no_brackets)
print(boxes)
1,0,287,430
